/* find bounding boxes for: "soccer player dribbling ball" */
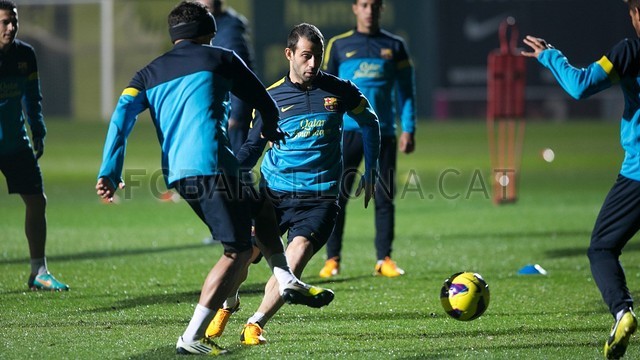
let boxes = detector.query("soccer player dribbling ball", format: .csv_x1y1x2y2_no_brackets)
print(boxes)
204,22,381,346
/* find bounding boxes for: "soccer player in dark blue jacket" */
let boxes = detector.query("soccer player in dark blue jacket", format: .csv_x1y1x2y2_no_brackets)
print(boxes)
320,0,417,278
204,23,380,345
96,2,331,355
197,0,255,154
522,1,640,358
0,0,69,291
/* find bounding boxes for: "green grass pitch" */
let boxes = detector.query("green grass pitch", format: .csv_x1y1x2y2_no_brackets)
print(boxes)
0,118,636,359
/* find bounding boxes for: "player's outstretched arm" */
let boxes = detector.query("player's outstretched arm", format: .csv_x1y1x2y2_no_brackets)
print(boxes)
522,34,613,100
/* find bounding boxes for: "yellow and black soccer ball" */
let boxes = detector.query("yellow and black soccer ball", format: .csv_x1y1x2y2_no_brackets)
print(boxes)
440,272,490,321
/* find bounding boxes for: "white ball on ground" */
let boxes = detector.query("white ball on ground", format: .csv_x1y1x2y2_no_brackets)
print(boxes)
542,148,555,163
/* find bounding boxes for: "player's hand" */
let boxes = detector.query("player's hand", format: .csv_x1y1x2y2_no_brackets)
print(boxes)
33,137,44,160
96,177,125,203
261,123,287,148
521,35,554,59
398,131,415,154
355,174,375,209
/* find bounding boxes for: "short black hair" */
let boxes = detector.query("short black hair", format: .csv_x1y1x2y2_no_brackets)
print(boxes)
0,0,17,12
353,0,384,5
287,23,324,52
168,1,209,27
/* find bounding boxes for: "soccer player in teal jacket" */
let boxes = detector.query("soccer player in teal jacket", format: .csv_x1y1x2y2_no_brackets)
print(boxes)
205,23,380,345
239,70,380,198
320,0,417,278
522,1,640,358
0,0,69,291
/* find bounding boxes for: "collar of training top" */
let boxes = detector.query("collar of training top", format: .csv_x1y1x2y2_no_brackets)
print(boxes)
169,13,217,43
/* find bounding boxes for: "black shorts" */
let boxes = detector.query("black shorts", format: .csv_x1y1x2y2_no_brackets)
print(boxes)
175,175,253,253
0,149,43,194
265,189,340,252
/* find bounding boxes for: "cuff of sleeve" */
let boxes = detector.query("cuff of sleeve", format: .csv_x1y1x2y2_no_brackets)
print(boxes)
537,48,562,67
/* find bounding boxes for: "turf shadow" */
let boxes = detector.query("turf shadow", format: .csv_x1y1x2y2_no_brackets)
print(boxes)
305,274,373,285
125,342,252,359
0,243,212,265
86,281,270,313
439,229,591,241
545,241,640,258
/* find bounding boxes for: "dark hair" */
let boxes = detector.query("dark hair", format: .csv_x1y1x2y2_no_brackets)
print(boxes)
287,23,324,52
352,0,384,5
0,0,17,11
626,0,640,10
168,1,216,42
168,1,209,27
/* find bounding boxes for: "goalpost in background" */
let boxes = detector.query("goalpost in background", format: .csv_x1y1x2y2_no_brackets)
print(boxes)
100,0,113,120
17,0,113,120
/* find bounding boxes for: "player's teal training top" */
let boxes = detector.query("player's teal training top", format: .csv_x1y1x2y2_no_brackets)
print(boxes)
98,40,279,188
537,38,640,181
322,29,416,137
0,39,45,156
236,71,380,196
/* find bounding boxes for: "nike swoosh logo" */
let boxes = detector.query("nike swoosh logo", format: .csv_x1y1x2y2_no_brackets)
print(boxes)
346,50,357,58
281,105,295,112
463,14,509,41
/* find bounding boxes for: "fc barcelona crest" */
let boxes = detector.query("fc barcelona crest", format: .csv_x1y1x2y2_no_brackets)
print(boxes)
381,48,393,59
324,97,338,112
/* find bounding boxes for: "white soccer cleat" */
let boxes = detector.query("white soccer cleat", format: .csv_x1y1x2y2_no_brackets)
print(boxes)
176,336,227,356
